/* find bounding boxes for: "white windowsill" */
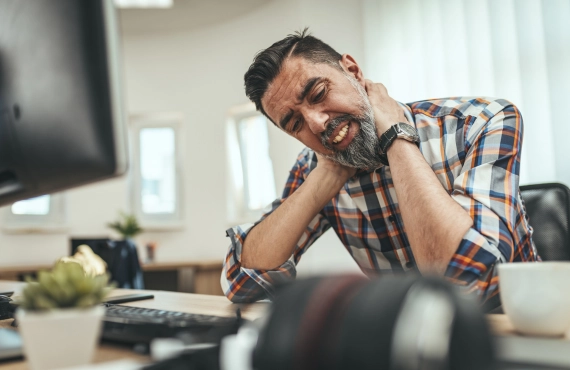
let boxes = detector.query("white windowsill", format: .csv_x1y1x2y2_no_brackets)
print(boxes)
139,222,186,232
1,224,70,234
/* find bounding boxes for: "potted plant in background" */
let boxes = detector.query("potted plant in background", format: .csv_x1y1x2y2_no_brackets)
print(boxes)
107,211,143,240
107,211,146,288
15,263,112,370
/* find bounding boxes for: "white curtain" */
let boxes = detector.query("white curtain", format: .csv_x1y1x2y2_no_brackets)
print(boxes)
363,0,570,186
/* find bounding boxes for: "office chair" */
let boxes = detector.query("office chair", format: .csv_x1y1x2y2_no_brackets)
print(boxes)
520,183,570,261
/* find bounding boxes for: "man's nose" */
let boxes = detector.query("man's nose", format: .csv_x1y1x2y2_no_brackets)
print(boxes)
303,109,328,134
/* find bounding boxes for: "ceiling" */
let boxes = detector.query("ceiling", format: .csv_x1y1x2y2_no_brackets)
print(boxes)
119,0,272,34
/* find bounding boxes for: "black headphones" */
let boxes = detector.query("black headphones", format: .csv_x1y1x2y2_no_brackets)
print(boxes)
253,275,496,370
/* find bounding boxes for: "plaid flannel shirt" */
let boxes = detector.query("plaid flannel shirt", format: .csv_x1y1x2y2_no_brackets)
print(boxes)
221,97,540,304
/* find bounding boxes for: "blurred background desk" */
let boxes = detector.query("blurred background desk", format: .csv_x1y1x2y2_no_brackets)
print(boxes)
0,280,265,370
2,280,570,370
142,261,223,295
0,260,223,296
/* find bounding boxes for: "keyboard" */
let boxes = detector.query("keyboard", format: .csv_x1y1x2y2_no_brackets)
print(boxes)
102,303,242,344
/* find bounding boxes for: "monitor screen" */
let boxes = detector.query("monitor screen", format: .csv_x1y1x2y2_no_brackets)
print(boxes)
0,0,128,207
70,238,112,256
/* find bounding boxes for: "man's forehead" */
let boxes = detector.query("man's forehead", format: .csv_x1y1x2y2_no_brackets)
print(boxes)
263,60,309,104
262,59,325,122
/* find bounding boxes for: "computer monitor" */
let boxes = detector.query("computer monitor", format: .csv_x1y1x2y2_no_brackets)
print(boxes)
70,238,112,256
0,0,128,207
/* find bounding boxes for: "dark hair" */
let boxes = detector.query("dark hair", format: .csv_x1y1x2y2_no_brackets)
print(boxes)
244,28,342,120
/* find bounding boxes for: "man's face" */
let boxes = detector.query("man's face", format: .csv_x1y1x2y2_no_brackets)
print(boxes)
260,56,383,169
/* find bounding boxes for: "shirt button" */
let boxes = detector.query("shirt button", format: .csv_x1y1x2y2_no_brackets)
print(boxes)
405,262,414,269
388,215,396,223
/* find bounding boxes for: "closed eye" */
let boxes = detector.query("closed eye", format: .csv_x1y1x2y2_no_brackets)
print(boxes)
290,118,303,133
312,86,326,103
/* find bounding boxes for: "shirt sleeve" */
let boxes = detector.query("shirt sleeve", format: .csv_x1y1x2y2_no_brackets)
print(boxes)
221,148,332,303
444,101,539,304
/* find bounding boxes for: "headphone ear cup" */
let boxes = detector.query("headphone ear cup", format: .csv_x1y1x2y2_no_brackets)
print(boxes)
387,276,496,370
447,286,496,370
253,275,369,370
293,275,369,370
333,274,420,370
252,276,324,370
253,275,495,370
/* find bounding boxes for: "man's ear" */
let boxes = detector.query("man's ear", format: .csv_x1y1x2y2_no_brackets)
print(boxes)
339,54,365,87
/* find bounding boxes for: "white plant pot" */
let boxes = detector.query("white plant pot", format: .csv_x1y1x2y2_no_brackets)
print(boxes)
15,306,105,370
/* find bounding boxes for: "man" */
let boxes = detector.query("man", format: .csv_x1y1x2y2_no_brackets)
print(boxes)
221,29,539,309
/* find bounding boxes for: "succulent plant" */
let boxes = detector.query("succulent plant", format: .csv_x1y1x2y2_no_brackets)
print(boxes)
18,262,113,311
107,211,143,239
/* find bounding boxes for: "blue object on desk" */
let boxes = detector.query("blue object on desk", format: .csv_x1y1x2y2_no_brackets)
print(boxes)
0,328,23,361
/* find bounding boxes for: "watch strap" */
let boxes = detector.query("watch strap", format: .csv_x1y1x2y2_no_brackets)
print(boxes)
378,123,419,166
379,125,399,155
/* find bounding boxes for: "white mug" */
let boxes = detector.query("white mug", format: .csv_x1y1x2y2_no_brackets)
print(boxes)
498,262,570,337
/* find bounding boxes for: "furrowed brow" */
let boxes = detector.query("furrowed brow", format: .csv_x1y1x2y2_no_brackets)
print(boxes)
278,77,323,130
297,77,321,102
279,110,294,130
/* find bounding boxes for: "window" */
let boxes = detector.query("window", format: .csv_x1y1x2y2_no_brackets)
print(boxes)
140,127,176,214
12,195,51,215
237,115,276,210
131,113,183,228
2,193,67,232
227,104,276,222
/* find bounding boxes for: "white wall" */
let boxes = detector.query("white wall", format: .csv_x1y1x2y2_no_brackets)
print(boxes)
0,0,364,275
363,0,570,187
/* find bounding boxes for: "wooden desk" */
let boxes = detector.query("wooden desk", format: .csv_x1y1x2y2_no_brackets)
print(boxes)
0,260,224,296
0,266,50,281
1,280,564,369
0,280,267,370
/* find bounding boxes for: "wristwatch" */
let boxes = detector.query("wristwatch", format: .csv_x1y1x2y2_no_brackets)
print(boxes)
379,123,420,166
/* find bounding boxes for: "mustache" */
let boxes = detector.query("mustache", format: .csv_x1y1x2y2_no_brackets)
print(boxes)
321,114,361,150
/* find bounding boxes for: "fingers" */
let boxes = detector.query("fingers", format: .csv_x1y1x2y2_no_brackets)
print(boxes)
314,152,357,179
365,79,388,98
365,79,372,92
363,80,407,135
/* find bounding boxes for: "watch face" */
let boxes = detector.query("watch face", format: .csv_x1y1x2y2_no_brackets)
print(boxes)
398,123,419,141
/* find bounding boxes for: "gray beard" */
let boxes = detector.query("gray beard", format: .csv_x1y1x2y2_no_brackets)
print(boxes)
320,75,383,169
